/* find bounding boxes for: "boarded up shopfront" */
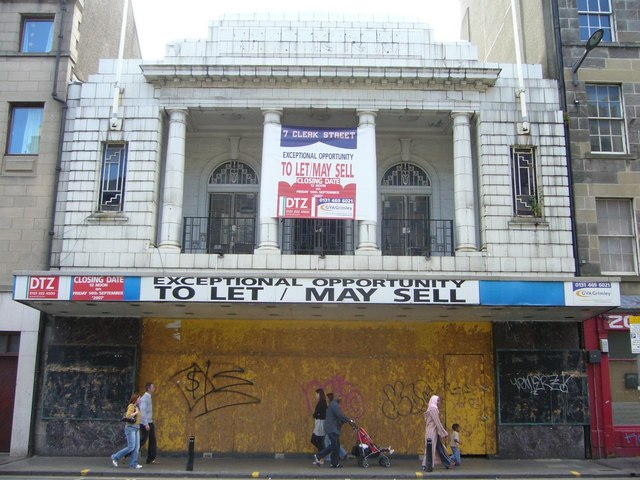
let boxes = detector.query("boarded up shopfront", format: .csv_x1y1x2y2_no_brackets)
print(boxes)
139,318,496,455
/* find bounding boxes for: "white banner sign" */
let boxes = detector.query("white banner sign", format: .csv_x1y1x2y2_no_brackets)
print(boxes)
139,277,480,305
261,125,377,221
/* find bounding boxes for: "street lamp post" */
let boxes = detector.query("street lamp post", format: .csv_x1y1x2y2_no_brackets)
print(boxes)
572,28,604,86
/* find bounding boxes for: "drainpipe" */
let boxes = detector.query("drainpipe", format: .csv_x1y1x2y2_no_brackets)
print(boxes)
510,0,530,135
110,0,129,130
47,0,68,270
551,0,581,276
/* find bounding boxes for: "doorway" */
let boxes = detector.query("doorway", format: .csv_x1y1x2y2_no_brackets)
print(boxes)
444,354,489,455
207,193,257,254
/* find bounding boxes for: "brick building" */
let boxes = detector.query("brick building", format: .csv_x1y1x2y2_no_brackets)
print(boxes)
461,0,640,458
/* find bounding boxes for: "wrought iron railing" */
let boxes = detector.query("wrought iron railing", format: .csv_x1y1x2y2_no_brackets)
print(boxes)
381,218,454,257
183,216,453,256
280,219,356,255
183,217,256,254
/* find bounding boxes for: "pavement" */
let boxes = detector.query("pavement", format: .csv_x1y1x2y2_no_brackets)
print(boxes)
0,454,639,478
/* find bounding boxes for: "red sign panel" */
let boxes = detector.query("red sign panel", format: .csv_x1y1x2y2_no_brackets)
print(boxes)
72,276,125,301
27,276,60,299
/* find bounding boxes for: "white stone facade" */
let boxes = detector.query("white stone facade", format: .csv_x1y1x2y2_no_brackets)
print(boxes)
52,14,574,278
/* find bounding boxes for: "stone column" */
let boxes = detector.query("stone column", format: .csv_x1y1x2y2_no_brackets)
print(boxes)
159,108,188,250
256,109,282,253
451,111,477,252
356,110,379,254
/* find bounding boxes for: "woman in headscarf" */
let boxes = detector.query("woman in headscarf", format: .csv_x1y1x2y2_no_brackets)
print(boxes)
421,395,453,471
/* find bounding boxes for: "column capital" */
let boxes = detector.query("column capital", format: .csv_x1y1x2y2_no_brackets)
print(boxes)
165,107,188,115
165,108,188,124
357,109,378,126
451,111,472,120
262,108,283,125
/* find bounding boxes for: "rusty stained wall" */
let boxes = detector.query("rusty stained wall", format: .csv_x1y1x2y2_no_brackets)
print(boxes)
139,318,496,456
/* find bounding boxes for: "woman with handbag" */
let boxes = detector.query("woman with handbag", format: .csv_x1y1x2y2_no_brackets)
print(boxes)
111,393,143,469
310,389,327,458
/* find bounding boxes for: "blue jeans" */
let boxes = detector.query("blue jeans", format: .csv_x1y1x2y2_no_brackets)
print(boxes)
436,438,452,467
317,432,341,466
113,425,140,467
322,432,347,460
451,446,461,465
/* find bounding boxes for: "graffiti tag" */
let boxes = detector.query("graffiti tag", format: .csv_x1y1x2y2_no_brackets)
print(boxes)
172,359,260,418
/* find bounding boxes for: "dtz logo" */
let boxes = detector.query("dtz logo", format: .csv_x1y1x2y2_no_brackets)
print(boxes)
286,198,308,209
28,276,59,298
30,277,56,290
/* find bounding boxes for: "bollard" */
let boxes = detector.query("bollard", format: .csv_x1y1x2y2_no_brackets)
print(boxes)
426,438,433,472
186,436,195,471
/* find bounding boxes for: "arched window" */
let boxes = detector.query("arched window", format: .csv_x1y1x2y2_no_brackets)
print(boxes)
381,162,431,187
380,162,451,256
208,161,258,254
184,161,258,254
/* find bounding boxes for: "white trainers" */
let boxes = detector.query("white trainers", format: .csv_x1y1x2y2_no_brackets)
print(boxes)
131,464,143,469
110,455,118,467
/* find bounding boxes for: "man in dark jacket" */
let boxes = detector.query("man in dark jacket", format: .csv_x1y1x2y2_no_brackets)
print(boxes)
313,394,354,468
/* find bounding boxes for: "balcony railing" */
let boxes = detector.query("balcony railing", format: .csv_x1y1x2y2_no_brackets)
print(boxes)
381,218,454,257
280,219,356,255
183,216,454,256
183,216,256,254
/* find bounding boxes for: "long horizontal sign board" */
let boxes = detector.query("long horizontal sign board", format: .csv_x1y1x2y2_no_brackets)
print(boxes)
13,275,620,307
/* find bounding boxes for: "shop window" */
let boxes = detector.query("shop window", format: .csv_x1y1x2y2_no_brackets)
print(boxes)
20,16,55,53
586,84,626,154
7,104,44,154
99,143,128,212
0,333,20,354
607,331,640,425
578,0,614,42
596,198,637,274
510,146,541,216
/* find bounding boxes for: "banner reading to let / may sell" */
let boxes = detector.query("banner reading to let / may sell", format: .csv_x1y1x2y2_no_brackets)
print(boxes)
261,124,377,221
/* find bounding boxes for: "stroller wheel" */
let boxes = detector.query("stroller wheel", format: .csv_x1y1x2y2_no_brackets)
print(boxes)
358,458,369,468
379,457,391,467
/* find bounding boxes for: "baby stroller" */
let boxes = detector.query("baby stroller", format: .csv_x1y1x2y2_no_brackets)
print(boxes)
350,422,394,468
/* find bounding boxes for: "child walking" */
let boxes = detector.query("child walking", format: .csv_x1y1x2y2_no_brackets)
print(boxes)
450,423,462,466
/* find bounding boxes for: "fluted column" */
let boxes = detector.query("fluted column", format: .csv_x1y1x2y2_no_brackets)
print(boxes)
256,109,282,253
356,110,379,253
159,108,187,250
451,111,477,252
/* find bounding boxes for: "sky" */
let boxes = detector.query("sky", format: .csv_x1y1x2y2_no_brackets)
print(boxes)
130,0,462,59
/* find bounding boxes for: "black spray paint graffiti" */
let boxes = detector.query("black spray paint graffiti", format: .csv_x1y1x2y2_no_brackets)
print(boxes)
172,360,260,418
381,380,433,419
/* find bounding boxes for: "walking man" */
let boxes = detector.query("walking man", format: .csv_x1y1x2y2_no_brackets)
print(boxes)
139,382,158,464
313,394,354,468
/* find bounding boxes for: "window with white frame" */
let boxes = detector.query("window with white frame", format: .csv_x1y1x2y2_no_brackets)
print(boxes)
20,16,55,53
586,84,626,153
7,104,44,154
578,0,614,42
596,199,637,274
99,143,128,212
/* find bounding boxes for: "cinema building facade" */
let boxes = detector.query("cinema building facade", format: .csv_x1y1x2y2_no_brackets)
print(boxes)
13,14,620,459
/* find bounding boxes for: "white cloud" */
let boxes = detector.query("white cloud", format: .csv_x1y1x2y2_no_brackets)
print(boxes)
130,0,462,59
